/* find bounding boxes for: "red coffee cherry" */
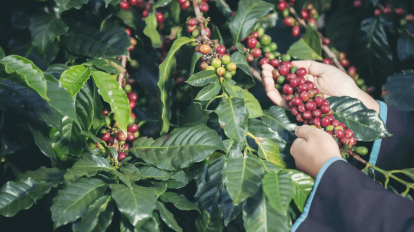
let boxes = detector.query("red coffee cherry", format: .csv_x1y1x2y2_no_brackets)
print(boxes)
217,45,226,54
123,143,130,150
259,57,270,66
283,17,295,26
296,113,304,122
298,84,308,93
199,2,209,12
331,119,340,127
300,91,310,102
313,117,321,127
314,96,324,107
348,66,357,77
279,65,290,76
303,111,312,120
340,138,351,146
395,8,405,16
322,37,331,45
312,109,322,118
118,132,127,141
101,133,110,142
374,9,381,16
127,92,138,101
344,129,354,139
301,9,309,19
251,48,262,57
126,132,135,141
120,1,130,10
349,137,357,146
269,59,280,67
286,73,297,82
156,12,165,23
334,129,344,139
118,152,127,161
292,25,300,38
129,100,136,109
282,84,294,95
320,105,330,114
246,54,254,62
298,104,306,113
291,107,299,116
322,58,332,65
180,1,191,10
353,0,362,9
277,1,287,11
340,58,350,67
305,101,316,111
306,81,314,89
321,116,330,127
291,97,302,106
178,0,187,4
290,78,299,88
127,124,139,133
188,18,197,26
296,68,307,77
281,61,293,69
249,31,259,38
322,99,330,105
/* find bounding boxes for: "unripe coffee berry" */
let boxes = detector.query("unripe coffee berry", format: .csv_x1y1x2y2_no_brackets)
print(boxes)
212,58,221,68
356,146,368,155
282,84,294,95
216,67,226,76
277,76,286,84
272,69,280,79
200,44,211,54
265,52,276,60
223,72,232,79
221,55,231,65
325,125,334,131
260,34,271,46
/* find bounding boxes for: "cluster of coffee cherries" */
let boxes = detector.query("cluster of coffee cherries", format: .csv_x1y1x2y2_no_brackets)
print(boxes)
240,29,279,63
337,52,370,92
186,18,211,39
97,78,140,161
120,0,150,18
277,2,319,37
272,64,361,152
125,28,138,52
198,54,237,80
177,0,209,11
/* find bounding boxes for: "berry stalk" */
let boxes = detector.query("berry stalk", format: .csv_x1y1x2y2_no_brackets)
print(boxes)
191,0,209,41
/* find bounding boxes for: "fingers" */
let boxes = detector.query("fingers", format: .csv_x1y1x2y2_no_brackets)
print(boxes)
294,125,316,141
262,64,274,72
292,60,335,76
290,137,306,158
262,69,284,106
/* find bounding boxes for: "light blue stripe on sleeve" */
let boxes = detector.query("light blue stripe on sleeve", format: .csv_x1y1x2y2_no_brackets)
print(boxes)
368,101,388,166
291,157,346,232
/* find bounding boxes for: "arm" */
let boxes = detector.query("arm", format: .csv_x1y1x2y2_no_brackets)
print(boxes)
291,126,414,232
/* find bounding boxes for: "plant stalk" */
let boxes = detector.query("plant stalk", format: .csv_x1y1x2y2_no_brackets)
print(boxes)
191,0,210,41
118,55,128,86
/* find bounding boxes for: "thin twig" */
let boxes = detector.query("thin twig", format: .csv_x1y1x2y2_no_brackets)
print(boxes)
118,55,127,86
289,6,345,72
191,0,209,41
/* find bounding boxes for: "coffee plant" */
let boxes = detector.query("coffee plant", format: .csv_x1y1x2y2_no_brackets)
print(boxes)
0,0,414,231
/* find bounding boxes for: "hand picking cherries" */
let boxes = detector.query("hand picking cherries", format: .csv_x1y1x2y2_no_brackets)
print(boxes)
272,63,367,156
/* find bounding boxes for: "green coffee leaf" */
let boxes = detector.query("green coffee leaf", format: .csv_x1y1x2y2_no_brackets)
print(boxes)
262,170,293,213
216,97,248,143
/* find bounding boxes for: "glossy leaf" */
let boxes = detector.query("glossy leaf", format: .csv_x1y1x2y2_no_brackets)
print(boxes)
156,201,183,232
27,124,57,167
110,184,156,229
325,8,359,51
88,59,125,75
93,71,129,135
222,156,264,205
223,139,242,159
62,23,129,58
261,160,282,173
179,102,212,127
186,70,218,87
243,89,263,118
327,96,392,141
261,106,296,143
286,170,314,212
354,17,393,78
218,187,243,226
139,166,172,181
222,79,239,98
216,97,248,143
51,178,108,229
49,116,87,156
154,0,172,8
383,70,414,111
17,166,65,183
303,23,322,56
92,84,104,134
243,189,290,232
195,80,221,101
230,51,255,89
60,65,92,97
262,170,293,213
229,0,274,43
64,155,114,182
72,196,111,232
0,47,4,59
287,39,323,61
215,0,232,16
195,211,210,232
144,13,162,49
29,12,68,51
75,84,94,131
0,55,48,100
54,0,89,12
46,63,69,79
397,33,414,61
160,192,199,212
131,124,224,171
158,37,194,135
189,52,203,77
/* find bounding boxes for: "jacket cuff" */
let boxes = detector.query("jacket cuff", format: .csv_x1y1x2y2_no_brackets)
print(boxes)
368,101,388,166
291,157,346,232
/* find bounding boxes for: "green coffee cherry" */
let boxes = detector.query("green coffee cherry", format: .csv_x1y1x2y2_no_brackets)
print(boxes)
263,46,271,53
356,146,368,156
230,70,236,76
272,51,281,58
221,55,231,65
256,41,262,48
277,76,285,84
290,67,298,73
211,58,222,68
269,42,277,51
356,79,365,86
260,34,271,46
206,66,215,71
282,54,291,62
99,128,107,134
128,117,135,126
326,125,334,131
123,84,132,94
224,71,232,79
104,116,111,127
257,27,265,37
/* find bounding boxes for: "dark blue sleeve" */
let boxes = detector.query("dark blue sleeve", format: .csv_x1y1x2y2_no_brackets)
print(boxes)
292,102,414,232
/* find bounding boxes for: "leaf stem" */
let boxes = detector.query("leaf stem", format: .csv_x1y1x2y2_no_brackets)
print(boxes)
288,6,345,72
205,94,224,109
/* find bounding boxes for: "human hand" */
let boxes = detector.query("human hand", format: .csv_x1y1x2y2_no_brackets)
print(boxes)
291,125,341,178
261,61,379,113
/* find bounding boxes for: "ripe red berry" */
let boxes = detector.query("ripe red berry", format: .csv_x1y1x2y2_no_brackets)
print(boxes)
353,0,362,9
123,143,130,150
331,119,340,127
338,52,346,60
340,59,350,67
102,109,109,116
292,25,300,37
118,132,127,141
314,96,324,107
282,84,294,95
127,123,139,133
320,105,330,114
291,97,302,106
322,58,332,65
259,57,270,66
298,104,306,113
118,152,127,161
249,31,259,39
327,131,333,136
281,61,293,69
120,1,130,10
349,137,357,146
269,59,280,67
129,100,136,109
301,9,309,19
347,66,357,77
306,81,314,89
300,91,310,102
395,8,405,16
283,17,295,27
374,9,381,16
125,28,131,36
126,132,135,141
127,92,138,101
291,107,299,116
199,2,209,12
321,116,330,127
296,113,304,122
156,12,165,23
339,123,346,130
312,109,322,118
340,138,351,146
296,68,307,77
344,129,353,139
288,101,294,109
246,54,254,62
313,117,321,127
217,45,226,54
298,84,308,93
277,1,288,11
289,78,299,88
129,0,138,6
180,1,191,10
297,77,306,85
303,111,312,120
205,27,211,37
322,37,331,45
334,129,344,139
251,48,262,57
308,18,317,27
406,14,414,23
178,0,187,4
188,18,197,26
382,7,392,14
101,133,110,142
279,65,290,76
322,99,330,105
286,73,297,82
305,101,316,111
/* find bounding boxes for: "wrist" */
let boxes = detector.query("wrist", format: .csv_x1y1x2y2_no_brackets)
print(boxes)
354,90,380,114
